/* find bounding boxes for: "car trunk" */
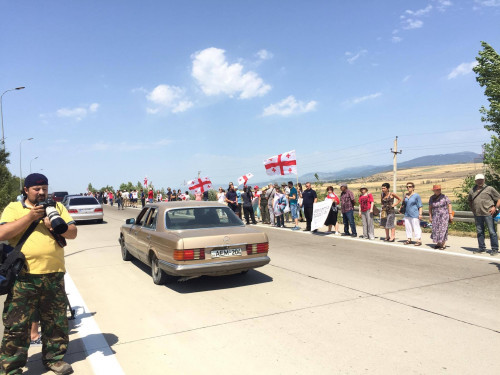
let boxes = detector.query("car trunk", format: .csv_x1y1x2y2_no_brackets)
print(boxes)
179,226,268,263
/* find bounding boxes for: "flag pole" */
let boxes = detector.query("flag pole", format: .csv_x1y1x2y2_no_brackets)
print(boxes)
296,151,299,186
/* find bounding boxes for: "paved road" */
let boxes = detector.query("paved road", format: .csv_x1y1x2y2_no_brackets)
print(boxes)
3,205,500,374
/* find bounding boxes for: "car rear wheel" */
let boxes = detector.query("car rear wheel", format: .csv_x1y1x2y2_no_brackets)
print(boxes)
151,254,167,285
120,236,133,261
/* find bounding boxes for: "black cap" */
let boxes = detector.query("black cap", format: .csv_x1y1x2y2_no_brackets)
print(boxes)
24,173,48,188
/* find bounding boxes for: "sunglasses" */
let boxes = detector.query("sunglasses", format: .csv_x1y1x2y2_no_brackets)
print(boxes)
406,186,413,188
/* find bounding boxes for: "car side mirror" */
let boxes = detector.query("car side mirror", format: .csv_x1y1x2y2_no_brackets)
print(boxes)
126,218,135,225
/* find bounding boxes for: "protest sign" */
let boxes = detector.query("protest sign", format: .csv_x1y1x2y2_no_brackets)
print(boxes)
311,199,333,231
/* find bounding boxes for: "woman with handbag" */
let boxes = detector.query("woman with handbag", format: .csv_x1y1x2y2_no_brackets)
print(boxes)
380,183,402,242
428,185,453,250
324,186,340,234
403,182,423,246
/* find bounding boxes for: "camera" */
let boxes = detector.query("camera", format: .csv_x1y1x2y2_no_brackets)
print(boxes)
36,198,68,234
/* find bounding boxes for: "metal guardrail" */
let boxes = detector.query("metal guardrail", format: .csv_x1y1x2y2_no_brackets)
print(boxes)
353,207,475,223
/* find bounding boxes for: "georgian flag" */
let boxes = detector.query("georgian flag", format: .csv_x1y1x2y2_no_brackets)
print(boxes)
144,176,148,187
187,177,212,194
264,150,297,176
237,173,254,186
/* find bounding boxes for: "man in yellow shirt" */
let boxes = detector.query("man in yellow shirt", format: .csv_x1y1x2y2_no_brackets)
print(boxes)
0,173,77,375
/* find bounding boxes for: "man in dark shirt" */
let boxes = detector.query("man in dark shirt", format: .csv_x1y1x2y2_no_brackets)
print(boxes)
140,189,145,207
166,188,172,201
225,186,239,215
302,182,317,231
340,183,357,237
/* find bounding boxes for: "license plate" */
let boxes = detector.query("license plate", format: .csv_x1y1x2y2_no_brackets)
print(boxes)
80,208,94,213
211,248,242,258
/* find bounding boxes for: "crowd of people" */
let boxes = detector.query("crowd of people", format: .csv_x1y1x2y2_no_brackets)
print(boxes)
91,173,500,256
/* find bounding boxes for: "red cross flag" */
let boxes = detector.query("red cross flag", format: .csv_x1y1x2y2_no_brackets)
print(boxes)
237,173,254,186
187,177,213,194
143,176,148,187
264,150,297,176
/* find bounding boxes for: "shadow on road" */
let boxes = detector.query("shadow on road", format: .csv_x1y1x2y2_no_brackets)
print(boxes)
130,258,273,293
24,332,119,374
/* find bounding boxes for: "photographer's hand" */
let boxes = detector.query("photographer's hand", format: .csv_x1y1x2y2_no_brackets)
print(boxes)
29,205,46,222
43,216,52,230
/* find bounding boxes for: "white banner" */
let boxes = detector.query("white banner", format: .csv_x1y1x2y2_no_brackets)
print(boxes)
311,199,333,231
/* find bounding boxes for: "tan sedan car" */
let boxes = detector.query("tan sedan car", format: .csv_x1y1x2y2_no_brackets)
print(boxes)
118,202,270,284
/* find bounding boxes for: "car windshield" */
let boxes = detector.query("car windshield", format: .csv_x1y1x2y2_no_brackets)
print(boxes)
69,197,99,206
165,207,243,230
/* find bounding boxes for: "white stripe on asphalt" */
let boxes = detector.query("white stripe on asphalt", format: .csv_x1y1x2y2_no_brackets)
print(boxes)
258,224,499,262
64,273,125,375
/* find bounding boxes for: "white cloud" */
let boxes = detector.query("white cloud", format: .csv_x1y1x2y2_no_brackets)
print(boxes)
90,138,173,152
402,75,411,82
475,0,500,6
344,92,382,106
191,47,271,99
262,96,317,117
345,49,367,64
447,61,478,79
405,5,433,16
392,36,403,43
402,18,424,29
56,103,99,121
256,49,273,60
435,0,453,11
146,84,193,114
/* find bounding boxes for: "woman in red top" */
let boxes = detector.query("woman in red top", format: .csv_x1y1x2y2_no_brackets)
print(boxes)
324,186,340,234
358,186,375,240
148,188,154,203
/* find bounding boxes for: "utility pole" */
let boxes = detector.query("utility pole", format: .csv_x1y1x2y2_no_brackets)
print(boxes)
391,136,402,193
198,171,201,179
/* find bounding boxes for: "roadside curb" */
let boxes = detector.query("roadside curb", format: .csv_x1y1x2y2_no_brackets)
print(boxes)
256,223,500,263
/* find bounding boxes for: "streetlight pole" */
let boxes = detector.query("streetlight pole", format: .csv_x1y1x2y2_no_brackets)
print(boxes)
1,87,26,151
30,156,39,173
19,137,34,191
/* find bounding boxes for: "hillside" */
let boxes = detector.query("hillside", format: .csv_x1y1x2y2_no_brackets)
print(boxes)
299,151,482,181
314,162,483,203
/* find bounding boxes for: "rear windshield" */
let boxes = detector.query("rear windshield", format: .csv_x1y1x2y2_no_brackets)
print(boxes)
165,207,243,230
69,197,99,206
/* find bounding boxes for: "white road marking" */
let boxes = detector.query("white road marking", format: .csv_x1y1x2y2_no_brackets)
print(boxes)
64,273,125,375
259,224,499,262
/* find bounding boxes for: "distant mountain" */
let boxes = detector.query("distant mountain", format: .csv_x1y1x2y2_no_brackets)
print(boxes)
297,151,482,182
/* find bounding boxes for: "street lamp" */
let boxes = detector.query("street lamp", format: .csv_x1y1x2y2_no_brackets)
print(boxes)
1,86,25,151
19,137,34,190
30,156,39,173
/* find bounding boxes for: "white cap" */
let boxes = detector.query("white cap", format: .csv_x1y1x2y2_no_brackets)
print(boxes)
475,173,485,180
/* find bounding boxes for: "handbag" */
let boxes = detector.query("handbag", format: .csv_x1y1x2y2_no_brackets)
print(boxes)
381,209,387,219
372,205,380,216
399,198,407,215
0,220,39,295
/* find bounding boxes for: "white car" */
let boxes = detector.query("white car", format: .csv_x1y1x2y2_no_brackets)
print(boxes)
65,196,104,223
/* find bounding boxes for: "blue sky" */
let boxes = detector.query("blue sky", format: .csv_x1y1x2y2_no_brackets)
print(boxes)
1,0,499,192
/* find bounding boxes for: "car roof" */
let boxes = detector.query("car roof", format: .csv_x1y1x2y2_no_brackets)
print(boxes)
145,201,227,209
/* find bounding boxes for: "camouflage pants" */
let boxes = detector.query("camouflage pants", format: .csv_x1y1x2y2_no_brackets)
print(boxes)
0,273,69,375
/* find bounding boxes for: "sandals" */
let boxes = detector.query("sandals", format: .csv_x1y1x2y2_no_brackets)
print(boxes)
388,238,395,242
414,241,422,246
404,240,412,245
